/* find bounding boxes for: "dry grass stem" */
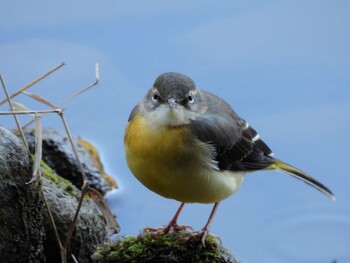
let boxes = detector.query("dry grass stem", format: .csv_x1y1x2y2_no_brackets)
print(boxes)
0,62,118,263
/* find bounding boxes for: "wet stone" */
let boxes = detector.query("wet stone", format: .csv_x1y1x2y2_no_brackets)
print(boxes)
24,128,117,195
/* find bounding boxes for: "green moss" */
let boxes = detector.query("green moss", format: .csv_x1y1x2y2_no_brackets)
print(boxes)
92,230,237,263
41,161,60,184
40,161,80,197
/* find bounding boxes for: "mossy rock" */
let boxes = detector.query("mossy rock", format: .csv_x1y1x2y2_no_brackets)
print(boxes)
93,230,238,263
24,128,117,195
40,160,108,262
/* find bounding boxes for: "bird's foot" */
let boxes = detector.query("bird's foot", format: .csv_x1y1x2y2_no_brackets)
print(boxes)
145,222,193,235
182,227,221,247
164,222,193,233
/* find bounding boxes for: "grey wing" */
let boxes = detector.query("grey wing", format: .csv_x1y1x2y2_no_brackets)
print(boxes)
128,104,140,122
190,91,275,172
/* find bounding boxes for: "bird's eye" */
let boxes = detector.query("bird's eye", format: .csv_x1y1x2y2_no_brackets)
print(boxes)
187,94,194,104
152,93,159,102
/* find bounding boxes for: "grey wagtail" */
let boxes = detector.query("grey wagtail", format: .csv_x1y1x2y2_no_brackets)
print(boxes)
124,72,334,242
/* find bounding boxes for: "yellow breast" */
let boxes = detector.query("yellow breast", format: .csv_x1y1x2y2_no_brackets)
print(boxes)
124,114,244,203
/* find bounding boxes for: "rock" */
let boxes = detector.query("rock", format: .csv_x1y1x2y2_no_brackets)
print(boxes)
0,126,45,262
0,126,111,262
24,128,117,195
92,230,239,263
41,162,108,263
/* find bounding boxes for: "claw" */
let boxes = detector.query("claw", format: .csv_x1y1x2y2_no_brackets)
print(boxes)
145,202,191,235
144,202,222,247
145,222,193,235
144,223,221,247
199,229,208,246
164,223,193,233
198,230,221,246
181,229,221,247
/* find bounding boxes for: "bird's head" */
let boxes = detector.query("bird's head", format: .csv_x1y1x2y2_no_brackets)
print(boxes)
140,72,207,128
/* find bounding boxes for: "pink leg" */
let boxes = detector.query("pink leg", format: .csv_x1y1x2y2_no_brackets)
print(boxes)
145,202,192,234
202,202,220,232
163,202,186,232
198,202,220,244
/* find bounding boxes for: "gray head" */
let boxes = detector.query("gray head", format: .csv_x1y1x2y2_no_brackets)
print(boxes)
153,72,196,102
138,72,207,127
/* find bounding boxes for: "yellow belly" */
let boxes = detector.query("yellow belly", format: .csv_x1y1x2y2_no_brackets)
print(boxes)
124,115,244,203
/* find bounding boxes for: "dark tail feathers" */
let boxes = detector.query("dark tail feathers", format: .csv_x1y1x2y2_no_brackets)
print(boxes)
271,159,335,200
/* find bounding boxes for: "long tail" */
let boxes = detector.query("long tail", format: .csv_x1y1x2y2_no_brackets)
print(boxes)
270,159,335,200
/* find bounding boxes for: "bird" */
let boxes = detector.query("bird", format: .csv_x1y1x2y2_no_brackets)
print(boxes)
124,72,335,243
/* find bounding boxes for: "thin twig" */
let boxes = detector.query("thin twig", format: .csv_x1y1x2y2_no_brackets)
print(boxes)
88,188,120,234
0,74,29,152
27,114,43,184
0,109,62,115
30,114,66,263
42,186,67,263
22,91,58,108
18,63,99,131
64,181,89,250
0,62,115,263
57,63,99,106
58,111,88,183
0,62,66,106
58,111,90,249
40,183,66,262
